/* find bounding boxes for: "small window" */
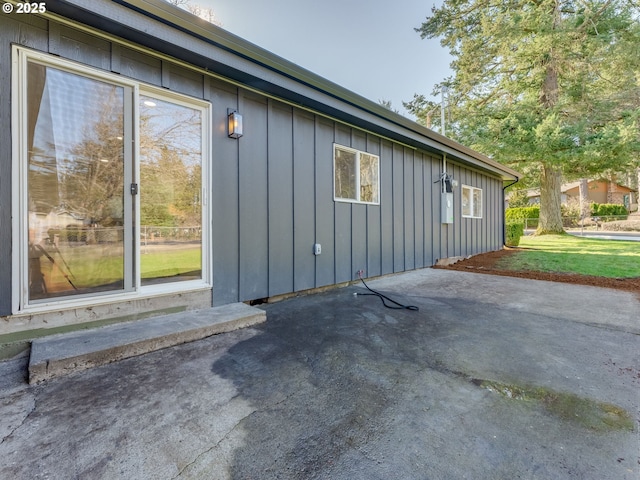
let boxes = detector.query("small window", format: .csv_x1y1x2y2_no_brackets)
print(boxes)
334,144,379,204
462,185,483,218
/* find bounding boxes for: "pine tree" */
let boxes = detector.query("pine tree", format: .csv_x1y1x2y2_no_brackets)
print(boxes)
414,0,640,234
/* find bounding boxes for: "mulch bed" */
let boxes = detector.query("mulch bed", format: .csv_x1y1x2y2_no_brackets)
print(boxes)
433,248,640,294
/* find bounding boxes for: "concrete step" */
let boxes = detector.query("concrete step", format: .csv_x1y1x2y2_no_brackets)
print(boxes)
29,302,266,384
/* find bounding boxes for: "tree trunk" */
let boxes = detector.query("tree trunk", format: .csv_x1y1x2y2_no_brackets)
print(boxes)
535,4,563,235
607,173,616,204
578,178,590,219
537,162,564,234
636,167,640,211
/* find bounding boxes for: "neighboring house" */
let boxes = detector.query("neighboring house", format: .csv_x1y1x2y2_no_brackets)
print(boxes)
524,180,636,211
0,0,519,335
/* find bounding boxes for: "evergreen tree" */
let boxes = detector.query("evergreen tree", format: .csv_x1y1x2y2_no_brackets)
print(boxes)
413,0,640,234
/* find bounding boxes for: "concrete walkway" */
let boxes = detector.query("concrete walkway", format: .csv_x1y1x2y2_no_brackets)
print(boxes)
0,269,638,479
569,231,640,241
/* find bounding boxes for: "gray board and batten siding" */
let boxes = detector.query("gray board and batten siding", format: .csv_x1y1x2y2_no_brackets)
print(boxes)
0,0,518,319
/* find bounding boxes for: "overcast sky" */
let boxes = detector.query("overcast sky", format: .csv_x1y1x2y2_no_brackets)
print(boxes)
195,0,452,119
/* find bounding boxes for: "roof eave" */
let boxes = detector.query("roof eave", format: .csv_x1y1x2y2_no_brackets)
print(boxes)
49,0,520,181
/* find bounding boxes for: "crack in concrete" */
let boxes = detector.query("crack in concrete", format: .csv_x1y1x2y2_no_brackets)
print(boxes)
170,390,299,479
0,392,36,445
171,407,257,479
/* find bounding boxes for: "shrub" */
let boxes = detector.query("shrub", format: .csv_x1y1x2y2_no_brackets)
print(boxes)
505,206,540,220
505,222,524,247
506,206,539,229
562,216,581,228
561,197,582,219
507,189,531,208
590,203,628,221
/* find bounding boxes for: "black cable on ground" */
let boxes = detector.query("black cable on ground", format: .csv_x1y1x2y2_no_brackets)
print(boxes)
356,274,419,311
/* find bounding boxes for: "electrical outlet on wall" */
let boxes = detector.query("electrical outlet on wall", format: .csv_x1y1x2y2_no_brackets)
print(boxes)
313,243,321,255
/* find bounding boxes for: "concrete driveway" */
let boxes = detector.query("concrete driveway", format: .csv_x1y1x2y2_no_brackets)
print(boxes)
1,269,638,479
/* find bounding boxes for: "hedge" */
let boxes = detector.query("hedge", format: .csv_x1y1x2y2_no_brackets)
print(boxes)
506,206,539,228
590,203,628,219
505,222,524,247
507,204,628,223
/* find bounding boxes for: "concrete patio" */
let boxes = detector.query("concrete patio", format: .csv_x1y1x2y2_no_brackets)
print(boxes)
0,268,638,479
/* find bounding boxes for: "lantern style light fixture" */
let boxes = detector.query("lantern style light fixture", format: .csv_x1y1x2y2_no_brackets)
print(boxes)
227,109,243,138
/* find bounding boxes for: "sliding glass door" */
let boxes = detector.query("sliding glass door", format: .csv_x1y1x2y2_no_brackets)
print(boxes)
16,48,210,309
139,94,203,286
26,62,132,300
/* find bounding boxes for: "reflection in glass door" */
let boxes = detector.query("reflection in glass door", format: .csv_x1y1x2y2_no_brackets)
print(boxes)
26,62,129,301
139,95,203,286
18,49,209,309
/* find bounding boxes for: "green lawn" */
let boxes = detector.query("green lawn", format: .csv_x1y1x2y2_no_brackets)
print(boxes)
498,235,640,278
47,244,201,290
141,248,201,279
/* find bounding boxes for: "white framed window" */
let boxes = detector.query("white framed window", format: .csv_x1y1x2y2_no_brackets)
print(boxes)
333,144,380,204
12,46,211,313
462,185,483,218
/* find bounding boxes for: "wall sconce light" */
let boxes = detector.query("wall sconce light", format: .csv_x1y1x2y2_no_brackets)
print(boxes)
227,109,243,139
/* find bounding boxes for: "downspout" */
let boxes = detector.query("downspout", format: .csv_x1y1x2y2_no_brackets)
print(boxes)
502,177,520,246
443,153,447,185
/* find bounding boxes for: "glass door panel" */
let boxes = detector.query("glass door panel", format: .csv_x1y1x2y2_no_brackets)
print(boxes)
139,95,203,285
26,62,127,301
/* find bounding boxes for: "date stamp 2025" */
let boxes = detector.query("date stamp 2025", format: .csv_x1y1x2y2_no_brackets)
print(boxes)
3,2,47,14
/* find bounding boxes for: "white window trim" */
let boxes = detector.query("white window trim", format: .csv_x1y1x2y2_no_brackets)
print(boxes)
462,184,483,219
333,144,380,205
11,46,212,314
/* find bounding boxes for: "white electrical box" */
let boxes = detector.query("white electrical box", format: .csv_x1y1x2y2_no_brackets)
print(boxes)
313,243,321,255
441,192,453,224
